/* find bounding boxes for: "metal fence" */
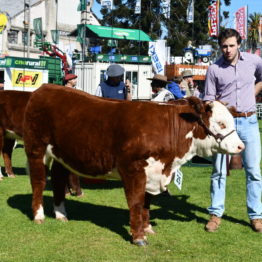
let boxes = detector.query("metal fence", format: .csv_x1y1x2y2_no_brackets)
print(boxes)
256,103,262,119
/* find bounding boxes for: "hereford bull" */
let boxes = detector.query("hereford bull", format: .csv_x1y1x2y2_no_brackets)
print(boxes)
23,84,244,246
0,91,81,196
0,91,31,179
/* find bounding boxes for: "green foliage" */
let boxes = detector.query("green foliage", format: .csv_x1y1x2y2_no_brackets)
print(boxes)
0,136,262,261
248,12,262,51
97,0,232,56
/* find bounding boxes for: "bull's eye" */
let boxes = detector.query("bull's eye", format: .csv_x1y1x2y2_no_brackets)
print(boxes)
218,122,226,129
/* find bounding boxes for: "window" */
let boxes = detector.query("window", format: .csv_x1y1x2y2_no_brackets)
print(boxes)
8,30,18,44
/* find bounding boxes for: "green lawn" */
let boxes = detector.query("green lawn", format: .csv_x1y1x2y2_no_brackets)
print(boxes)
0,132,262,262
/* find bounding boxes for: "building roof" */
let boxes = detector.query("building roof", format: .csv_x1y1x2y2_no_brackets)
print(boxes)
0,0,40,18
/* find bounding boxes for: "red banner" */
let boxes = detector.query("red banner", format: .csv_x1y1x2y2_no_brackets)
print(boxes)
234,6,248,40
259,16,262,43
208,0,220,37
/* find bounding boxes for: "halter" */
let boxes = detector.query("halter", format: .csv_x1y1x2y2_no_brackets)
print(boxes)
198,117,236,143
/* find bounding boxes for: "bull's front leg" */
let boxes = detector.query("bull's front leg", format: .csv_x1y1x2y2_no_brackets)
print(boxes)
121,171,148,246
28,157,47,224
51,160,70,222
143,192,155,234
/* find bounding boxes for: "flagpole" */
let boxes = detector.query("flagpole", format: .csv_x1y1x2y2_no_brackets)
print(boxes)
246,5,248,52
109,0,114,64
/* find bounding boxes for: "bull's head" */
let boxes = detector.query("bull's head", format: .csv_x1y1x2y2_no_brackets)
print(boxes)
179,97,245,157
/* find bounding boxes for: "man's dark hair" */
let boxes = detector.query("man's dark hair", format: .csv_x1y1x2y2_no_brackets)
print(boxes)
218,28,242,46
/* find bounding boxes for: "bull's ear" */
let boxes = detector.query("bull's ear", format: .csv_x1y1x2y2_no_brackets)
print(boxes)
179,112,200,122
204,101,214,113
187,96,205,114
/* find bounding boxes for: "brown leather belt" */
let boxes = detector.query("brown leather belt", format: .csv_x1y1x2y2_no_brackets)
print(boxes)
233,111,256,118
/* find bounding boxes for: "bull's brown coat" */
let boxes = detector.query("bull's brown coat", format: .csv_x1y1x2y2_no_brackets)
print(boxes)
23,84,243,245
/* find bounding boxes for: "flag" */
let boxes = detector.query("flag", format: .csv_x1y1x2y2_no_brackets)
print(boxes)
135,0,141,15
51,30,59,44
187,0,194,23
259,16,262,43
101,0,113,10
234,6,248,40
162,0,170,19
208,0,220,37
148,40,166,75
33,18,43,41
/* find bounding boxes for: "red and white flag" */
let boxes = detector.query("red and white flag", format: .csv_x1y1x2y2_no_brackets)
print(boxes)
234,6,248,40
208,0,220,37
259,16,262,43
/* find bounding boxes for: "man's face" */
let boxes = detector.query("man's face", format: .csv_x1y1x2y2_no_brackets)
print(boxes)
109,75,123,86
69,78,77,87
220,36,240,63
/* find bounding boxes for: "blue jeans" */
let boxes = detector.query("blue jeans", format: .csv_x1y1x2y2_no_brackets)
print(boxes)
208,114,262,219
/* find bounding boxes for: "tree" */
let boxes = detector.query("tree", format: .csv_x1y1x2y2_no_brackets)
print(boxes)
248,12,262,51
95,0,231,57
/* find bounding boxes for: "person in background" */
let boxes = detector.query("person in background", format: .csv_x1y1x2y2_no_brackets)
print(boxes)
180,70,194,96
167,75,185,99
192,81,204,99
64,74,78,88
147,74,174,102
0,79,4,90
203,28,262,233
63,73,83,197
95,64,132,101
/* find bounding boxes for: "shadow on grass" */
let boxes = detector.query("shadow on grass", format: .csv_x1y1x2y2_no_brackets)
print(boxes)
151,193,250,228
7,191,250,242
7,194,131,242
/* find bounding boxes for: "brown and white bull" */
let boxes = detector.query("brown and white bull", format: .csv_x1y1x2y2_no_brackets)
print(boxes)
23,84,244,246
0,91,31,179
0,90,82,196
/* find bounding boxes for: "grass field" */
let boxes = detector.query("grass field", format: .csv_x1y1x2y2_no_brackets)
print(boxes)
0,137,262,261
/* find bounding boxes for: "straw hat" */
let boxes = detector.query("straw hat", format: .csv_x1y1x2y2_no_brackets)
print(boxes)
147,74,169,83
182,70,193,78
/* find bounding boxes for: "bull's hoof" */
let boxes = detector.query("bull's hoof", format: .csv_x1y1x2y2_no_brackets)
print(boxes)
133,239,148,246
7,174,16,178
34,219,44,224
56,217,68,222
144,225,156,234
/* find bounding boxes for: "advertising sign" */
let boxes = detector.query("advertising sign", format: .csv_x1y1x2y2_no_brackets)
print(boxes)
208,0,220,37
234,6,248,40
12,70,43,88
0,13,8,33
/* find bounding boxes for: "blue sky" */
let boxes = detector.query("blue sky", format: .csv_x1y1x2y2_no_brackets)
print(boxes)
92,1,262,26
221,0,262,27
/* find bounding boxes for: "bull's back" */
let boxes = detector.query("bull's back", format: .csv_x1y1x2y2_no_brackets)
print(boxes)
24,86,173,169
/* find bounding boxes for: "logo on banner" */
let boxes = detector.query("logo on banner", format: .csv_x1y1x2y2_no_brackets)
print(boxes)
148,40,166,75
12,70,42,88
235,6,247,40
208,0,219,37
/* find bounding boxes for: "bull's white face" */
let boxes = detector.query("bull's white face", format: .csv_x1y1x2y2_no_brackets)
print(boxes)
193,101,244,157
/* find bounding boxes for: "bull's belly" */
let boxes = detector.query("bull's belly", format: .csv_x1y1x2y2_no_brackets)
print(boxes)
5,129,22,140
44,144,121,180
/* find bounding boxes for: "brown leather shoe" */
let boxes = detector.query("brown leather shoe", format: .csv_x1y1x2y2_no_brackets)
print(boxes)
205,215,221,232
250,219,262,233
